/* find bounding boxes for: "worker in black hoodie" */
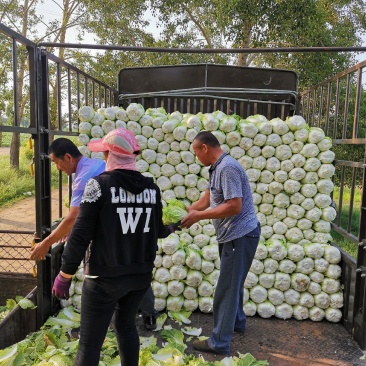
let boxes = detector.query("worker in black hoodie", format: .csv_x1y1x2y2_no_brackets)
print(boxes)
52,128,175,366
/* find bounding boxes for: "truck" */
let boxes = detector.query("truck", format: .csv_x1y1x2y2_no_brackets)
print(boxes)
0,21,366,365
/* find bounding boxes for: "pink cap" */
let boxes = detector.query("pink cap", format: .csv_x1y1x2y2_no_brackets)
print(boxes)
88,128,140,155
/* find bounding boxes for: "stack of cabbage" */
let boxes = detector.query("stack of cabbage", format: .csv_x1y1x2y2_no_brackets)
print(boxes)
69,103,342,323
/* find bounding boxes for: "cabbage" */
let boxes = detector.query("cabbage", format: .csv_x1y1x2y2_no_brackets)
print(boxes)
79,121,92,135
201,244,219,261
274,272,291,291
324,264,341,279
167,151,181,166
243,301,257,316
267,288,284,305
226,131,241,146
309,271,325,283
329,292,344,309
290,140,304,153
167,280,185,296
173,125,188,141
291,272,310,291
258,273,275,289
162,254,173,268
253,133,267,147
155,267,171,283
286,115,307,131
278,259,296,274
156,176,172,190
154,298,167,312
198,297,213,313
309,306,325,321
249,285,268,303
244,271,259,288
314,292,331,309
304,243,324,259
322,278,341,294
308,282,321,295
126,103,145,121
185,114,202,131
263,258,279,274
102,120,116,134
184,247,202,271
325,308,342,323
323,245,341,264
166,295,184,312
79,105,95,122
239,120,258,137
219,116,237,133
317,164,335,179
103,107,116,120
275,145,292,161
271,117,289,135
308,127,325,143
293,305,309,320
202,113,219,130
275,303,293,319
284,288,300,305
162,199,187,225
298,292,315,308
198,280,214,297
266,238,287,260
256,301,275,318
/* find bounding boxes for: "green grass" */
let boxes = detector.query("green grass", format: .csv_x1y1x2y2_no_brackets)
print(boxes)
0,144,67,208
0,132,29,147
331,186,361,259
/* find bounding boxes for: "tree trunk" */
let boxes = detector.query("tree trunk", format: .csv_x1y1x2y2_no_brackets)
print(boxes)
237,21,252,67
10,132,20,168
0,110,2,146
10,0,31,169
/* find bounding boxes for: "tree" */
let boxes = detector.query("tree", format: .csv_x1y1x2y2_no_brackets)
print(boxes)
150,0,366,90
0,0,41,168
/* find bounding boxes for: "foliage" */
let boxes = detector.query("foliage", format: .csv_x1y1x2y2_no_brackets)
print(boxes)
150,0,366,89
0,306,269,365
0,149,67,208
0,296,36,323
331,186,361,259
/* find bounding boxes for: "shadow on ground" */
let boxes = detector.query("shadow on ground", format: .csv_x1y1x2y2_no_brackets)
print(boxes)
138,311,366,366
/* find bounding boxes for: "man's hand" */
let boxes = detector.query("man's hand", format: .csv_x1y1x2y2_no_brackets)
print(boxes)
180,210,202,228
30,241,49,261
52,273,72,300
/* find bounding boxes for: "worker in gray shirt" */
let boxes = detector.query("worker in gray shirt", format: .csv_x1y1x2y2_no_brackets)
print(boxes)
181,131,260,357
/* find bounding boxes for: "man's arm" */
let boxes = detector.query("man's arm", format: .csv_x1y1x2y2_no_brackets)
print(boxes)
181,197,241,228
30,206,79,261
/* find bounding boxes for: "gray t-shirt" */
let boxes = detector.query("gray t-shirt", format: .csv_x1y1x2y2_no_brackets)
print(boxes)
209,152,258,243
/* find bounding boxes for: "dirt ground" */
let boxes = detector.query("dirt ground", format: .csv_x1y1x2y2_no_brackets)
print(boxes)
0,147,9,156
137,312,366,366
0,186,67,232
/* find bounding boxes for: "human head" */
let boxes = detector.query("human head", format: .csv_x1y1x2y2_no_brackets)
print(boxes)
192,131,222,166
87,128,141,171
48,138,82,176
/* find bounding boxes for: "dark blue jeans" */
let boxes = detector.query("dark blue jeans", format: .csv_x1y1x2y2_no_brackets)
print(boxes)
208,223,260,355
74,273,151,366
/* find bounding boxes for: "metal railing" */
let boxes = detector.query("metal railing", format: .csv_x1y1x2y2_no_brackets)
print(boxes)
300,59,366,348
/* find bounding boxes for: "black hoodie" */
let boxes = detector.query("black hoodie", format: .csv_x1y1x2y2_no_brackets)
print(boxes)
61,169,171,277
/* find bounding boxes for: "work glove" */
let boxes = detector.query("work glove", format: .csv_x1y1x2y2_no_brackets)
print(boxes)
167,221,182,233
52,273,72,300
